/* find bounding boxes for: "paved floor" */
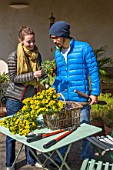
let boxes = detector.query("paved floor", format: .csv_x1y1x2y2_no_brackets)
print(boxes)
0,133,83,170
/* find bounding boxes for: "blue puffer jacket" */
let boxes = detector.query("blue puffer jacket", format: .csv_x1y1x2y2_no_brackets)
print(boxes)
53,38,100,102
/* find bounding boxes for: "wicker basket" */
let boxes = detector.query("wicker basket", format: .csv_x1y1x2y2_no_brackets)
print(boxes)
43,101,82,130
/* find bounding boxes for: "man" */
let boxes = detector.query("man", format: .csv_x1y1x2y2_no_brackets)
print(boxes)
49,21,100,167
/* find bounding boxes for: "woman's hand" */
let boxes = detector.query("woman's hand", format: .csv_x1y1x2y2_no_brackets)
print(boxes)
34,70,43,78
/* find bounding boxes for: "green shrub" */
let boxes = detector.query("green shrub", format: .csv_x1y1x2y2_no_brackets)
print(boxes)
91,93,113,123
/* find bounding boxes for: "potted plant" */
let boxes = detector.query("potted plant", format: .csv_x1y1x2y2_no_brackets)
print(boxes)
103,110,113,135
0,72,9,117
40,59,56,88
91,93,108,121
0,72,9,84
91,93,113,135
94,46,113,92
101,93,113,135
91,102,105,136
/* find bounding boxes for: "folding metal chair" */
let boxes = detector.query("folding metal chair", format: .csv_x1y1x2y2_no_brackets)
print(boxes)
80,134,113,170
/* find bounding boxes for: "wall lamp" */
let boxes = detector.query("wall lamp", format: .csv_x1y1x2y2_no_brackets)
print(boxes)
9,3,29,9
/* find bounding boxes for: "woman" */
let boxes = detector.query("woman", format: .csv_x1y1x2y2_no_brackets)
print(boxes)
5,26,43,170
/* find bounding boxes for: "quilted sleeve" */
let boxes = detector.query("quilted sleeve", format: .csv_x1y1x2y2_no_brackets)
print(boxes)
8,52,35,84
84,44,100,96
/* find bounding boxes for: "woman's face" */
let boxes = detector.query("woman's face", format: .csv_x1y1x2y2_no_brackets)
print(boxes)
22,34,35,51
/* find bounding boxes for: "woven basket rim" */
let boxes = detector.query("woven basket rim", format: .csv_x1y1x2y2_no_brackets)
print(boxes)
60,100,83,110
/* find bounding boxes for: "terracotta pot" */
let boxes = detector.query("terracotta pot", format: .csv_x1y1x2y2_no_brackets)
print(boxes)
91,120,105,136
91,120,104,127
0,106,6,117
104,124,113,135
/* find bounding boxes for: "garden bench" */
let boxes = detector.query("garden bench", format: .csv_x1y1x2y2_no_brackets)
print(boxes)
80,159,113,170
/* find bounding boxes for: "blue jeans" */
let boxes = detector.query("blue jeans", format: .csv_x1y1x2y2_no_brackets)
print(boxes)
80,104,94,160
6,98,37,167
56,104,94,163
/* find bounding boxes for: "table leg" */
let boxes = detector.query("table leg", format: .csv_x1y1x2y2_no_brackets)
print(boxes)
28,146,42,165
10,143,24,170
28,144,71,170
43,144,72,170
42,151,59,168
56,144,72,170
28,147,57,169
42,151,55,167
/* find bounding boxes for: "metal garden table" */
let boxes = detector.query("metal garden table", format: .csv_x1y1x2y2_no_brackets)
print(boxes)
0,123,102,170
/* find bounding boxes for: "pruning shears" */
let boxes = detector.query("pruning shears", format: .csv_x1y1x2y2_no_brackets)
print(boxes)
26,127,73,143
43,126,78,149
74,90,107,105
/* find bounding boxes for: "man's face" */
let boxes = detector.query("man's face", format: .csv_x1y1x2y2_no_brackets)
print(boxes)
22,34,35,51
50,35,64,48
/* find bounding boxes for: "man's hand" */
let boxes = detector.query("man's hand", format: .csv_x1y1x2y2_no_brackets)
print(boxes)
89,95,98,105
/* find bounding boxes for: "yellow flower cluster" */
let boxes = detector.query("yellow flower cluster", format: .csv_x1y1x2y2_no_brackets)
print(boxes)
0,111,37,136
0,88,64,136
22,88,64,115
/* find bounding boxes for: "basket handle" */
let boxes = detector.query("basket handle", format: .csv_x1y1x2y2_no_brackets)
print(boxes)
58,93,66,103
58,88,67,104
58,91,83,109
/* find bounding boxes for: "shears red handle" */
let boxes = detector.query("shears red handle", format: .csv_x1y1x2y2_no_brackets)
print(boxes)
43,127,77,149
26,128,69,143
